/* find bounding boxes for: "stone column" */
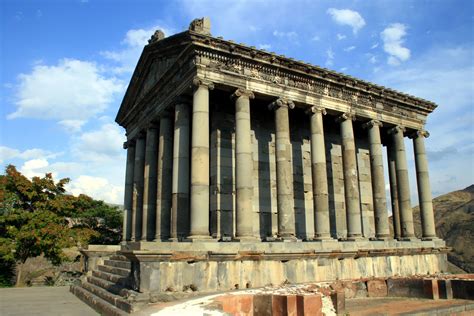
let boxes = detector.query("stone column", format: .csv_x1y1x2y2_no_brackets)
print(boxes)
388,126,415,239
363,120,390,240
410,130,437,239
232,88,257,241
155,113,174,241
131,135,146,241
123,140,135,241
269,98,296,240
141,125,159,241
387,142,402,239
188,78,214,240
308,106,331,240
171,101,191,240
336,112,362,239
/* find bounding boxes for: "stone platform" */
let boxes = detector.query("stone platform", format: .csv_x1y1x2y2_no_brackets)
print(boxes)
121,240,448,294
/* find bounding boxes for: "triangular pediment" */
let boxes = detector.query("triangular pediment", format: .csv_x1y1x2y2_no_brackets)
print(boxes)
116,31,192,126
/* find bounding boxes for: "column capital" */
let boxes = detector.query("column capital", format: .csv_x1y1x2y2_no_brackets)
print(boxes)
387,125,406,135
173,95,192,106
362,119,383,129
408,129,430,139
305,105,327,115
230,88,255,100
268,98,295,111
192,77,214,90
159,109,174,119
146,121,159,130
123,140,136,149
335,112,355,123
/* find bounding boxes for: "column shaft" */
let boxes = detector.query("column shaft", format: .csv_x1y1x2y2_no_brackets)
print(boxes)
309,106,331,240
123,141,135,241
189,79,213,239
387,143,402,239
338,113,362,239
141,126,159,241
131,136,146,241
412,131,437,239
365,120,390,239
171,102,191,240
155,114,174,240
271,99,296,239
390,126,415,238
233,89,256,240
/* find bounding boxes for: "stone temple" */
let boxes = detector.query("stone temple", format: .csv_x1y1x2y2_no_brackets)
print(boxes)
72,17,449,314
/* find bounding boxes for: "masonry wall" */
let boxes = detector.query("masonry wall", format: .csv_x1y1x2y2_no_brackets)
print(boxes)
209,99,375,240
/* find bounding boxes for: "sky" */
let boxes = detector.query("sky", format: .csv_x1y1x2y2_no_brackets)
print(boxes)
1,0,473,206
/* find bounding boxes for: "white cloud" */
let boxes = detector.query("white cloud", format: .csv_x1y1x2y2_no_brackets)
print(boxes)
369,55,377,64
72,123,125,162
273,30,298,41
20,158,52,178
373,46,474,199
67,175,123,204
311,35,320,41
101,25,172,74
337,33,346,40
58,119,86,133
344,46,356,52
371,43,379,49
8,59,124,123
381,23,411,65
0,146,58,164
258,44,272,50
327,8,366,34
325,48,335,67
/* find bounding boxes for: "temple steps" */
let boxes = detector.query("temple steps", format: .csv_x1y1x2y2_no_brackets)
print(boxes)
71,252,145,315
104,259,131,270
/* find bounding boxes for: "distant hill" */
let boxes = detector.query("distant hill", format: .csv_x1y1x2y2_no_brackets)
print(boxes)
389,185,474,272
411,184,474,273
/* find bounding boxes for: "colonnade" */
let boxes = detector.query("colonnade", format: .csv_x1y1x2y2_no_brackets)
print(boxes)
122,80,437,242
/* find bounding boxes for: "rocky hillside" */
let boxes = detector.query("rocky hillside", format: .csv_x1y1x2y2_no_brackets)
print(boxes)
412,185,474,273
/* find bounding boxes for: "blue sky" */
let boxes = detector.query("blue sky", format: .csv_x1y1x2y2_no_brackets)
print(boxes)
1,0,473,205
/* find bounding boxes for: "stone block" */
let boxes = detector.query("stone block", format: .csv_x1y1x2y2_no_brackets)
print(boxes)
253,294,272,316
296,294,322,316
286,295,297,316
451,279,474,300
423,278,439,300
387,278,425,298
367,279,388,297
438,279,453,299
271,295,287,316
330,291,345,314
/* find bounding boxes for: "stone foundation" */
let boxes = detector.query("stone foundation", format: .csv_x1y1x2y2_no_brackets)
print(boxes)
121,240,448,294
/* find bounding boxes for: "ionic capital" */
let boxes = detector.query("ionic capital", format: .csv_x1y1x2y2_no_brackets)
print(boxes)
387,125,406,135
268,98,295,111
305,105,327,115
123,140,135,149
408,129,430,139
173,95,192,106
146,121,159,130
192,77,215,90
362,119,383,129
230,88,255,100
335,112,356,123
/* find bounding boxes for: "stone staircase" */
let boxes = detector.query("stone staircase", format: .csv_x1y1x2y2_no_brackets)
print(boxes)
71,254,146,315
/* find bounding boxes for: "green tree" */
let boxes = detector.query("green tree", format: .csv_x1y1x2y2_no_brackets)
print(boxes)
0,165,122,286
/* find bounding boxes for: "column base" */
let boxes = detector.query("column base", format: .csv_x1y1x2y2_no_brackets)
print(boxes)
185,235,217,242
346,235,364,241
398,236,419,241
277,235,299,242
375,234,392,241
233,236,261,242
313,234,333,241
421,237,440,241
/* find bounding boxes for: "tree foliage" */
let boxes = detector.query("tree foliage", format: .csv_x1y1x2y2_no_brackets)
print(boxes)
0,165,122,286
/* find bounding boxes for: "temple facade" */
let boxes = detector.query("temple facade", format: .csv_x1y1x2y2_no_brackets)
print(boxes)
113,18,447,294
